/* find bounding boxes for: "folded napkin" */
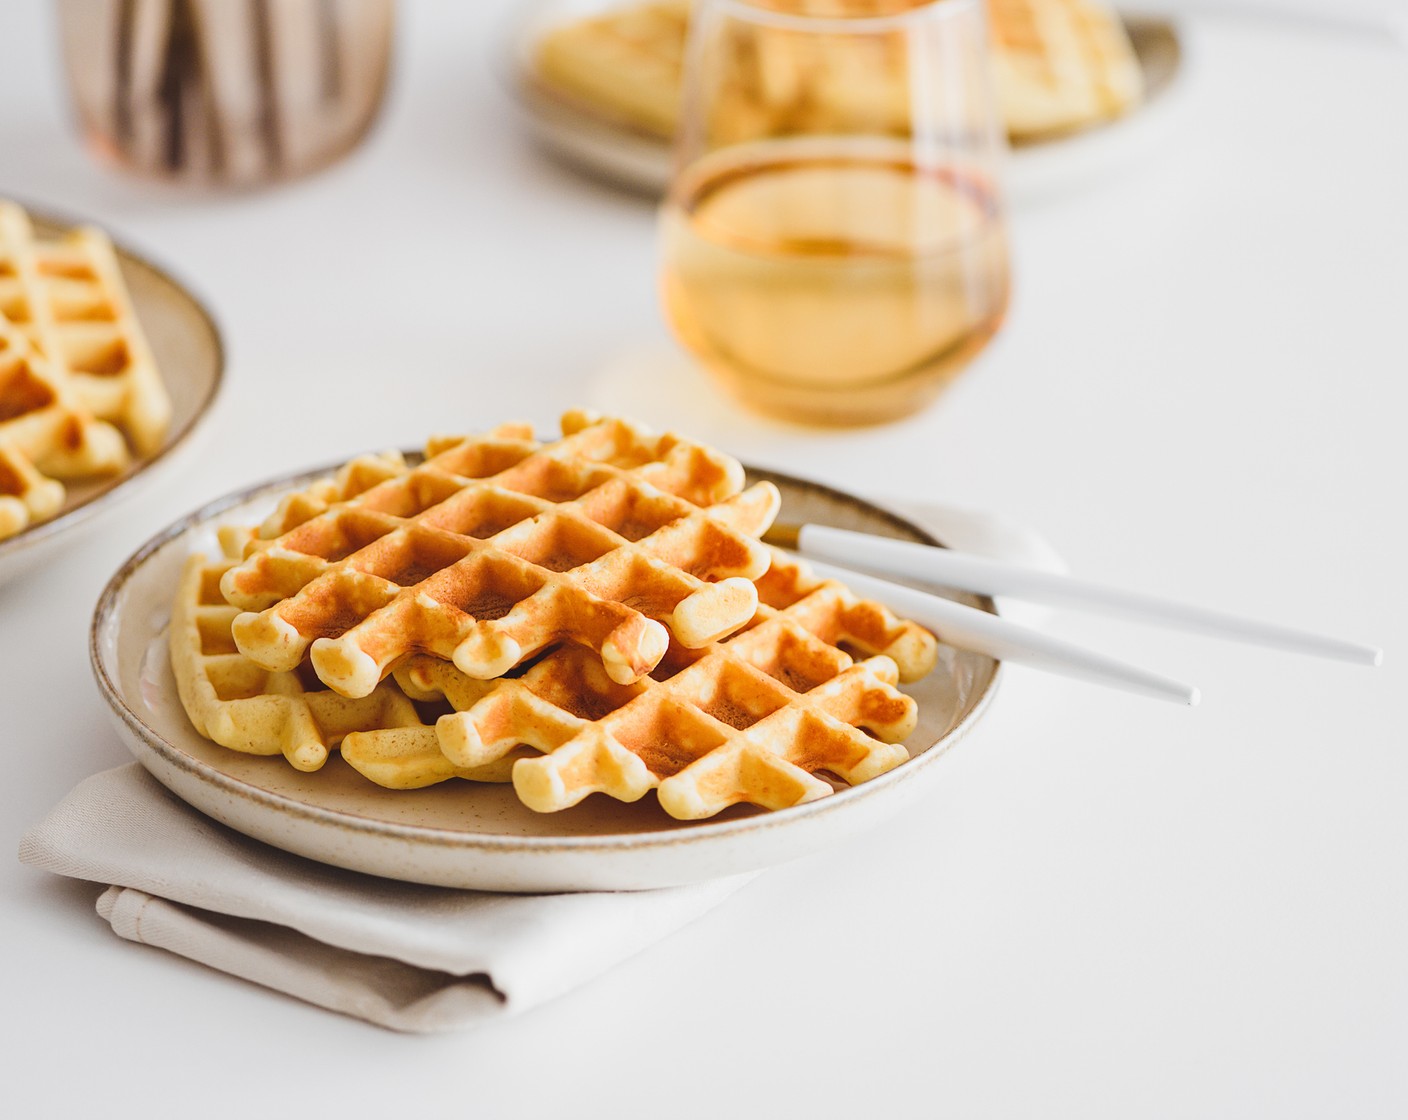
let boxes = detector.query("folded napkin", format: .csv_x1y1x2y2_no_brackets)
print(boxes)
18,501,1060,1033
21,766,751,1031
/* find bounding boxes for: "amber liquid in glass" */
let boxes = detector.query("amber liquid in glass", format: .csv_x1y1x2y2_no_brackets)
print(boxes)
661,144,1009,425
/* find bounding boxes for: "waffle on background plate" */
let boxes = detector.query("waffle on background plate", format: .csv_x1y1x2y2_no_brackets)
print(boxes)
531,0,1144,144
0,200,172,540
171,412,940,820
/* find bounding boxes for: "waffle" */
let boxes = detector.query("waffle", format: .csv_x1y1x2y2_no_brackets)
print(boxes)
0,200,171,539
340,656,532,789
534,0,690,136
170,543,519,778
534,0,906,141
242,428,533,550
345,548,938,819
221,411,781,700
206,448,416,574
989,0,1143,140
0,201,171,457
531,0,1142,143
0,445,63,539
0,309,129,541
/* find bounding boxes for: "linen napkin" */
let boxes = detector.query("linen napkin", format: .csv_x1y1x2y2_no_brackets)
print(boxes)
18,501,1061,1034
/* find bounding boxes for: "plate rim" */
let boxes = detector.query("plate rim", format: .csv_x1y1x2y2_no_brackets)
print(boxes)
0,202,226,562
90,456,1002,854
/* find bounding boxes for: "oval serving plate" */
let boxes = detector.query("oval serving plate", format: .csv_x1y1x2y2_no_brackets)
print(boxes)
505,3,1186,201
91,460,1000,892
0,210,224,586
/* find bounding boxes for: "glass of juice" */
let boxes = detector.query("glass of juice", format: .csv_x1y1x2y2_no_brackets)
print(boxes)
660,0,1010,426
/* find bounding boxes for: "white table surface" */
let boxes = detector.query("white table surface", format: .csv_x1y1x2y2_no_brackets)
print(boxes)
2,3,1404,1116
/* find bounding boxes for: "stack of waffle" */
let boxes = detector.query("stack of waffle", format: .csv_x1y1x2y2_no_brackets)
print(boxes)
0,201,171,540
532,0,1144,144
172,412,939,819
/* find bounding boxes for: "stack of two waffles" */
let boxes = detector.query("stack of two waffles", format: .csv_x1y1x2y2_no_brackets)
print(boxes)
172,412,938,819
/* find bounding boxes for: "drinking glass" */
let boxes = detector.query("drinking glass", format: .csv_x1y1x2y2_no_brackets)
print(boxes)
660,0,1010,426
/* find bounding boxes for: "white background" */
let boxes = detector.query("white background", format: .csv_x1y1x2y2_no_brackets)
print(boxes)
2,2,1405,1116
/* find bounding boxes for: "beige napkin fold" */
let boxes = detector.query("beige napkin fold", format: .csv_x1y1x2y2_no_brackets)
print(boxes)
21,766,750,1031
17,501,1060,1033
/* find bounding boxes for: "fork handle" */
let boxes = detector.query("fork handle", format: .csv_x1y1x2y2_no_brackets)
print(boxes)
794,524,1381,666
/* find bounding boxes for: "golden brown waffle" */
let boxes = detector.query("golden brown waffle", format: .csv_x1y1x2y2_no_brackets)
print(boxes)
534,0,908,141
340,657,531,789
252,449,414,544
170,544,518,778
989,0,1143,140
534,0,690,136
0,200,171,457
214,440,516,570
345,548,938,819
243,427,532,549
0,445,63,539
221,412,781,700
531,0,1141,143
0,311,129,541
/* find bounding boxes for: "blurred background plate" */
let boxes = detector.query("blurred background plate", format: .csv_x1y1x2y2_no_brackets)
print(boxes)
505,4,1187,201
0,211,224,586
1004,15,1187,202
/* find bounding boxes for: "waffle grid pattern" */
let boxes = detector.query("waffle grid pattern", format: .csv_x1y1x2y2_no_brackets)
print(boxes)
346,548,937,819
0,201,170,457
0,200,171,538
0,295,128,540
221,412,780,700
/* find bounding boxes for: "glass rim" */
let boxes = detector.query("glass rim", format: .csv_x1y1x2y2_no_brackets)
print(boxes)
702,0,984,34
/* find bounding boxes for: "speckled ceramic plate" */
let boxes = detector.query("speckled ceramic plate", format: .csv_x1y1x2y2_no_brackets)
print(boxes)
91,460,1000,892
0,209,224,586
505,3,1186,201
